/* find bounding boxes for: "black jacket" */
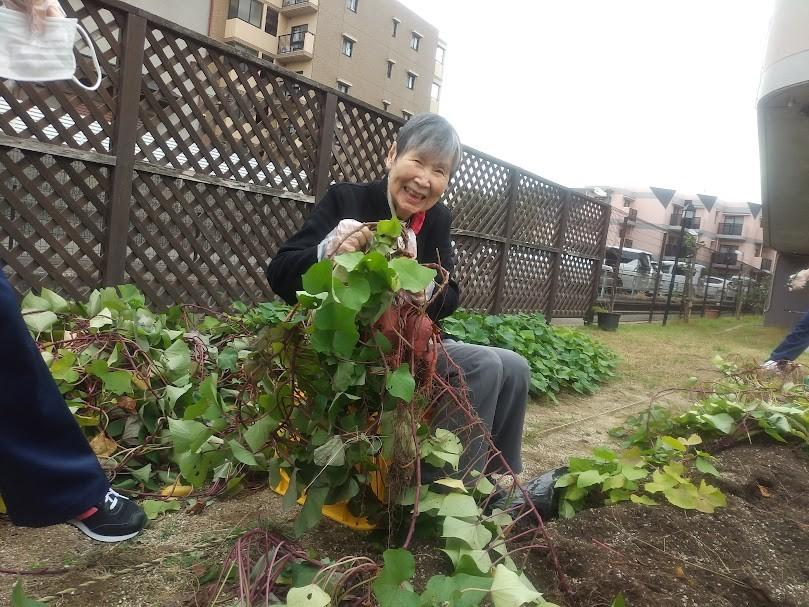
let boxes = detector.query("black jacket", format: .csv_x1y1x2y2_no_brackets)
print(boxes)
266,178,460,322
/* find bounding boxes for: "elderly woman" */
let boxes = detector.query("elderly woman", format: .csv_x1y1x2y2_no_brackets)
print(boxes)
267,113,529,476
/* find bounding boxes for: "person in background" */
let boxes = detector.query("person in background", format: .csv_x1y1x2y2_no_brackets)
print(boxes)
762,267,809,370
0,0,146,541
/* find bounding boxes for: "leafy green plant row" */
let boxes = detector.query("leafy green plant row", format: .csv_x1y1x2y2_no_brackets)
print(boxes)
23,288,618,498
442,311,616,397
555,356,809,518
22,284,290,503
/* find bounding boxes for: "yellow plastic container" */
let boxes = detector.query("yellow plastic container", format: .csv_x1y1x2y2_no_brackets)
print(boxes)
271,466,386,531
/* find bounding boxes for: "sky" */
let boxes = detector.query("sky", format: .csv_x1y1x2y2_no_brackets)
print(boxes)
399,0,775,204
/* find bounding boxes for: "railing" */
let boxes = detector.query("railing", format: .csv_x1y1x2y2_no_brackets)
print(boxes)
0,0,610,320
715,252,739,265
669,213,700,229
282,0,314,6
718,223,743,236
602,207,773,319
278,31,314,54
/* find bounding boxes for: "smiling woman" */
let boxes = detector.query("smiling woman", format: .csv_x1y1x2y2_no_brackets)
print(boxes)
385,119,459,219
266,113,532,479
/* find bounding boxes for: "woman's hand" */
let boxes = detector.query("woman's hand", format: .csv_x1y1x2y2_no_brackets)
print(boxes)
320,219,373,258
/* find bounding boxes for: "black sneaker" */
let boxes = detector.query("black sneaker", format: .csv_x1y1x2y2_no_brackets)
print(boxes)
69,489,147,543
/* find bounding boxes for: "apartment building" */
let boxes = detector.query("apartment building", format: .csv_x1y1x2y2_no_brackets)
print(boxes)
581,186,777,272
127,0,444,117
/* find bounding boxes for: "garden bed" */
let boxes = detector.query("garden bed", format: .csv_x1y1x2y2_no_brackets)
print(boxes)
2,315,807,606
532,441,809,606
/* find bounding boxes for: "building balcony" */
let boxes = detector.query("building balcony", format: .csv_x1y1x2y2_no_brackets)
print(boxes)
669,213,701,229
717,223,744,236
277,31,315,63
279,0,318,17
224,18,277,56
713,252,740,267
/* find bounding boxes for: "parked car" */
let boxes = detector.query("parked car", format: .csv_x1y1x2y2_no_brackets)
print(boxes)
704,277,737,301
604,246,656,293
658,261,706,295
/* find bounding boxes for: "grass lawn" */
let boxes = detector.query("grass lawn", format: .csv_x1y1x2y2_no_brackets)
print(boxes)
520,314,808,476
581,314,807,390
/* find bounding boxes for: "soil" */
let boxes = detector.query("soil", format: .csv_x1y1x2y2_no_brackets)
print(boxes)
2,318,808,606
530,442,809,607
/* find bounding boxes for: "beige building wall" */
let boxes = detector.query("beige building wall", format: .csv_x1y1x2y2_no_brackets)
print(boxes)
125,0,211,34
197,0,441,115
209,0,229,41
310,0,438,116
588,187,776,271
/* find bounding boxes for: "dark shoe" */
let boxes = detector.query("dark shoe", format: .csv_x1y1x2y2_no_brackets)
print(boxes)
69,489,147,543
490,467,569,520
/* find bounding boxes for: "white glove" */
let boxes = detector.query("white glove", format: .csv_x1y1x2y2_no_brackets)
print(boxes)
788,268,809,292
317,219,373,260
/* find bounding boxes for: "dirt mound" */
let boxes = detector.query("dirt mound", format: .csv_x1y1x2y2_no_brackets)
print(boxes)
530,442,809,606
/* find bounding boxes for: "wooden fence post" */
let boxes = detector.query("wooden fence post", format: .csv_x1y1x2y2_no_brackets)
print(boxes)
490,168,519,314
102,12,146,287
544,190,571,322
313,91,338,202
586,200,613,315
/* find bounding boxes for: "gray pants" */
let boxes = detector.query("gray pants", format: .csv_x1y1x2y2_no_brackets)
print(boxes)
438,339,529,474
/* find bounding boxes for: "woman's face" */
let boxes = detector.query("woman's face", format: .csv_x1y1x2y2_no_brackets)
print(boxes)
385,144,451,219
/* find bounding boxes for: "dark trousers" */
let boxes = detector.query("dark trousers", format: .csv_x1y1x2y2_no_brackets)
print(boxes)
438,340,529,475
770,310,809,362
0,271,108,527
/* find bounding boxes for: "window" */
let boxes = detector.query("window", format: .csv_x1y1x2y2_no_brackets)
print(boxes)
290,24,308,51
346,0,358,12
336,80,351,94
402,110,413,120
624,239,633,248
386,60,394,78
264,8,278,36
410,32,422,50
719,244,738,263
431,82,440,100
622,196,633,207
228,0,262,28
392,18,400,37
342,36,354,57
754,243,762,257
406,71,416,90
435,46,445,64
382,100,390,112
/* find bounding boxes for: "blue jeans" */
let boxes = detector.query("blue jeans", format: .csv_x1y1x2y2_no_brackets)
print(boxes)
0,271,108,526
769,310,809,362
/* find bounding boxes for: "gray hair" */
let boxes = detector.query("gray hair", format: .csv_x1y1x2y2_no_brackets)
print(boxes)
395,113,463,175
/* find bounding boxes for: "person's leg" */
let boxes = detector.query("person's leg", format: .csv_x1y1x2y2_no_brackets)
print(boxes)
768,310,809,362
0,271,109,527
486,346,529,474
438,340,529,474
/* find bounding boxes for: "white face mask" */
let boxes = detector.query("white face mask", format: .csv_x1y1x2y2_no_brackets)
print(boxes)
0,4,102,91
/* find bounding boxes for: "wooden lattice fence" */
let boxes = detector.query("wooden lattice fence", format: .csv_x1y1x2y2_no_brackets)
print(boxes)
0,0,610,318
